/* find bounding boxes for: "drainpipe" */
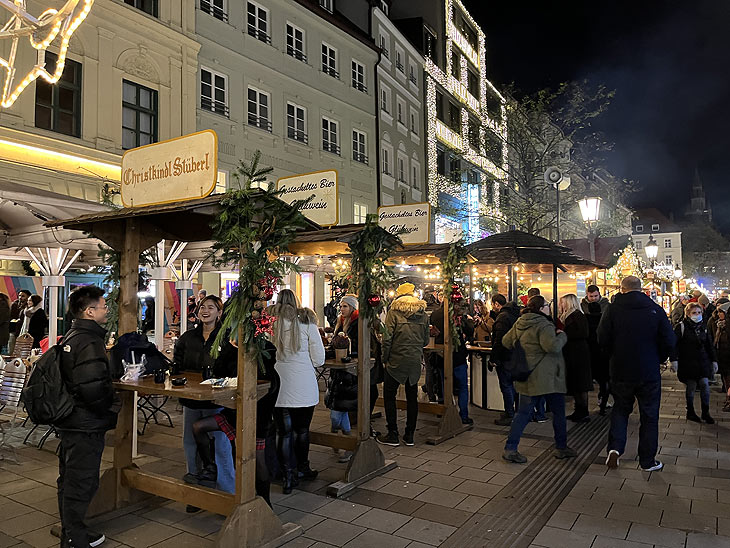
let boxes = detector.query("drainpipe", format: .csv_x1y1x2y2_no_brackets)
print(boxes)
373,9,383,209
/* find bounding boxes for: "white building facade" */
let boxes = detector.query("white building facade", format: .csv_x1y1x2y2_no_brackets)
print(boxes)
632,209,683,268
194,0,379,224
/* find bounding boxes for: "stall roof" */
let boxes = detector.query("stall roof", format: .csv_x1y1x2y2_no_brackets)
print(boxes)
467,230,605,272
0,181,111,263
46,192,321,251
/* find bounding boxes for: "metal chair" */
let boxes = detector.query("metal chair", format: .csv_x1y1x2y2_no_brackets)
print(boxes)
0,358,28,463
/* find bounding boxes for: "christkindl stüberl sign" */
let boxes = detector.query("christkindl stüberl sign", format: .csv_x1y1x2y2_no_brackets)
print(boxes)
277,169,338,227
378,202,431,244
121,130,218,207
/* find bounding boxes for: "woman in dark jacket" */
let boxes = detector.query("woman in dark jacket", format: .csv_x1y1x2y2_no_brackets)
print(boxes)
671,302,717,423
333,295,359,353
714,303,730,411
174,295,235,499
0,292,10,354
559,294,592,422
585,301,610,415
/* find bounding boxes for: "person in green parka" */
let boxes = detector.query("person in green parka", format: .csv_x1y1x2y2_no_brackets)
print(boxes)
377,282,430,447
501,295,577,464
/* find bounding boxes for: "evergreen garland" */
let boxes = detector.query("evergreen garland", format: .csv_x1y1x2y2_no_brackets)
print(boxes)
209,151,311,366
441,239,469,351
348,214,399,332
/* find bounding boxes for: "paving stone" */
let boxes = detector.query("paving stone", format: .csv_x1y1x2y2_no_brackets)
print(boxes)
590,488,642,506
626,523,687,548
279,509,327,531
0,478,43,496
669,484,718,501
110,520,180,548
691,498,730,519
148,531,215,548
414,487,467,509
532,526,596,548
487,472,517,486
314,500,370,522
15,526,58,548
415,461,460,475
453,480,502,499
417,472,465,490
558,496,611,518
173,512,224,537
305,519,366,547
393,517,456,546
352,508,412,534
454,495,487,513
449,466,496,483
390,456,429,469
410,503,471,528
639,492,691,512
0,510,57,537
388,497,425,516
571,514,631,540
447,455,487,469
359,476,392,491
416,450,458,463
621,478,670,496
384,467,428,483
545,510,578,530
661,509,716,534
276,537,315,548
685,532,730,548
0,531,20,548
608,502,662,526
378,480,429,498
279,492,330,512
591,536,652,548
343,489,400,510
341,529,410,548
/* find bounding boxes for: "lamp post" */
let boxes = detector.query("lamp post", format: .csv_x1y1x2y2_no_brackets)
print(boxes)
578,196,602,262
645,234,659,296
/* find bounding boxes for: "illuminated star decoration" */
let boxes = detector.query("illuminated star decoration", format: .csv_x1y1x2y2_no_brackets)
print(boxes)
0,0,94,108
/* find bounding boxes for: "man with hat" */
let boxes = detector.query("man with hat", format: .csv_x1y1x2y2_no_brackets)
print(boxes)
378,283,430,447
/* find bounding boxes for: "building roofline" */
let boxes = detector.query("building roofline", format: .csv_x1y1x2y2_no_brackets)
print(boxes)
292,0,378,51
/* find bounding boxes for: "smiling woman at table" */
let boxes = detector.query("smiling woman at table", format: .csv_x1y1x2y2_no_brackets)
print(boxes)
173,295,235,508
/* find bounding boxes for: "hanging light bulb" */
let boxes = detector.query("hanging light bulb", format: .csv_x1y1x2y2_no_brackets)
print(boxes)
316,257,322,264
424,258,430,263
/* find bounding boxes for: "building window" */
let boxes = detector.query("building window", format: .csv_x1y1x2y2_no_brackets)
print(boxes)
664,239,672,248
354,202,367,223
201,68,228,116
286,23,306,62
286,103,307,143
398,156,407,183
247,87,271,131
635,240,643,250
322,117,340,155
352,130,367,164
215,170,228,194
379,34,389,59
124,0,158,17
200,0,227,22
468,118,480,150
437,148,446,175
395,48,404,73
247,2,270,43
351,60,367,93
467,68,479,98
652,224,660,231
321,43,338,78
35,52,82,137
396,98,405,125
451,51,461,79
319,0,333,12
410,110,418,135
409,63,418,86
435,90,444,122
378,0,388,15
381,85,390,114
448,102,460,131
122,80,157,150
382,146,391,175
635,225,643,233
665,255,673,265
400,190,407,204
411,163,419,188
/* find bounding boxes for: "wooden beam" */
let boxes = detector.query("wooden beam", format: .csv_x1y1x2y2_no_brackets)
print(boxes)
234,323,257,504
310,431,358,451
118,218,141,335
375,397,446,415
122,468,235,515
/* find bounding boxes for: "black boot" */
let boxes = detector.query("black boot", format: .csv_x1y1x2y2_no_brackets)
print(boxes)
298,463,319,480
702,405,715,424
687,405,702,422
197,463,217,489
282,468,299,494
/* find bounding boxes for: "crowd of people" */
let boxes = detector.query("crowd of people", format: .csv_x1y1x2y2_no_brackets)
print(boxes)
0,289,48,354
6,275,730,547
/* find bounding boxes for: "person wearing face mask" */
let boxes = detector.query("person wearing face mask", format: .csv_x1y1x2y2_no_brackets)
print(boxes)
174,295,236,508
670,302,718,424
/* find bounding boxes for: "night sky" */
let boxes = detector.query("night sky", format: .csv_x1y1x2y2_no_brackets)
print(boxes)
464,0,730,232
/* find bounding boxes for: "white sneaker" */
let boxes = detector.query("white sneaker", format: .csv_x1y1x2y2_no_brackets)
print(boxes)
640,460,664,472
606,449,620,469
89,532,106,547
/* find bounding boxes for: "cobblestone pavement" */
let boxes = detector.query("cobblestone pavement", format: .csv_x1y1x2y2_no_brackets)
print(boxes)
0,370,728,547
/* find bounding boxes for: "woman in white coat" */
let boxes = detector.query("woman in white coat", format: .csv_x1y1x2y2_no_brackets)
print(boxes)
271,289,325,493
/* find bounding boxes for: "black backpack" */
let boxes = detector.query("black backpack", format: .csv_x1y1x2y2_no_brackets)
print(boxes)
504,338,533,382
110,332,171,375
21,336,77,425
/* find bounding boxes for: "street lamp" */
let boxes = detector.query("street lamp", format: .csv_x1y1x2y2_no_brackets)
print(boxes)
644,234,659,265
578,196,601,264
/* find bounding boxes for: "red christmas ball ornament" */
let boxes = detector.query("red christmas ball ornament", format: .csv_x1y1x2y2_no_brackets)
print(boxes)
451,291,463,302
264,287,275,299
259,317,271,328
367,294,381,307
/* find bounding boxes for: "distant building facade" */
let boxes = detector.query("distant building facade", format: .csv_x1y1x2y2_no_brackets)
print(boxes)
632,208,683,268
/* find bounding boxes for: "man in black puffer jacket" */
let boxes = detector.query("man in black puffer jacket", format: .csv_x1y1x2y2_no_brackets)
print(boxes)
490,294,521,426
56,286,120,548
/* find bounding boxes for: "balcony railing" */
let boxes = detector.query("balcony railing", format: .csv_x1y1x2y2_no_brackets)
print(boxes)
353,151,368,164
287,128,308,144
286,45,307,63
200,0,228,21
352,80,367,93
248,113,272,132
396,60,404,72
201,96,229,117
323,140,340,155
409,74,418,85
322,65,339,79
381,47,389,59
247,25,271,44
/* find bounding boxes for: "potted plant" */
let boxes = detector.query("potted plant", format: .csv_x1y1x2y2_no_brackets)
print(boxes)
331,333,350,361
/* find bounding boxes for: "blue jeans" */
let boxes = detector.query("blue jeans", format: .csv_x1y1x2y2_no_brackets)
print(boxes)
442,363,470,420
608,380,660,468
505,393,567,451
183,407,235,493
496,365,518,417
330,410,351,434
533,396,546,420
685,377,710,409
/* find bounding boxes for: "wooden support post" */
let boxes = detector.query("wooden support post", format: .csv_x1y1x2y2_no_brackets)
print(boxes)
427,285,472,445
552,264,559,323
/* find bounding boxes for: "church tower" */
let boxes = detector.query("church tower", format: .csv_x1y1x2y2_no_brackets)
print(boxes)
685,167,712,224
